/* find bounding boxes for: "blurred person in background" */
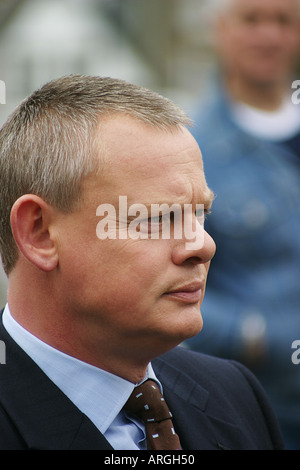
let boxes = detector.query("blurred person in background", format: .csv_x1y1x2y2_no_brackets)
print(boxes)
185,0,300,449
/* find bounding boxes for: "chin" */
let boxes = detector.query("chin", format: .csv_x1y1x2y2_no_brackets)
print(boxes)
150,304,203,352
174,309,204,343
248,69,285,87
147,317,203,360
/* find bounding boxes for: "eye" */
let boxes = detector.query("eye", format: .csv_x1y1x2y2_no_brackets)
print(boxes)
241,13,259,25
150,213,169,233
204,208,211,219
138,214,165,234
195,207,203,220
151,214,164,225
277,14,293,26
195,207,211,224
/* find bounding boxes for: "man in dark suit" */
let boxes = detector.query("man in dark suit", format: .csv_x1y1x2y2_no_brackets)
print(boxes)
0,75,284,450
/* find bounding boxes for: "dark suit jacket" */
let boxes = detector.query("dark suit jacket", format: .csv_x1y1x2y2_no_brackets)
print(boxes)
0,313,284,450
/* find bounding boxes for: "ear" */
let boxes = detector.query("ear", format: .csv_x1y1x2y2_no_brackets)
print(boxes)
10,195,59,272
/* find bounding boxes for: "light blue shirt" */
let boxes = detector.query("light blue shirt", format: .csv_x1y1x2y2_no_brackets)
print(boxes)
2,304,162,450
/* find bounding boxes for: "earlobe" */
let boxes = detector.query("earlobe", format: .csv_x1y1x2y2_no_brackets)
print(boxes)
10,195,59,272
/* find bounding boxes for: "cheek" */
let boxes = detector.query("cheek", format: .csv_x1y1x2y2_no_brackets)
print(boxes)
282,35,300,58
88,239,169,302
220,36,248,66
58,226,172,320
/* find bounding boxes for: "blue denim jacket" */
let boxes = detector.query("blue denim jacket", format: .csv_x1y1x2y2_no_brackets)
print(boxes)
185,86,300,432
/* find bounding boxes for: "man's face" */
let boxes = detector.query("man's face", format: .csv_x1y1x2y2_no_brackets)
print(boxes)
54,116,215,360
216,0,300,86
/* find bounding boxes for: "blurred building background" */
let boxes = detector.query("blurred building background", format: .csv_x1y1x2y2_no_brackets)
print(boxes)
0,0,217,306
0,0,217,120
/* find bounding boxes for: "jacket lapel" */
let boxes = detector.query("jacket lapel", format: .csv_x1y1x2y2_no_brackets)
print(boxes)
0,319,113,450
153,354,244,450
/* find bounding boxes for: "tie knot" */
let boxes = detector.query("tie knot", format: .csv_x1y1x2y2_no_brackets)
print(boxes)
124,379,182,450
125,379,173,424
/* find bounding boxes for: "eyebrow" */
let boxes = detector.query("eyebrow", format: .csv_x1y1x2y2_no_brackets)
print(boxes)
127,188,216,215
122,184,216,213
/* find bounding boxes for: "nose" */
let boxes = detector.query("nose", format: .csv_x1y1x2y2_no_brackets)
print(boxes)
171,228,216,266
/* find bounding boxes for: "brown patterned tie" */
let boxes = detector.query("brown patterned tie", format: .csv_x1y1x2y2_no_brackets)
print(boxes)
124,379,182,450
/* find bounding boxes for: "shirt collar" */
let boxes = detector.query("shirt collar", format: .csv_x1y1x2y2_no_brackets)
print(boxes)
2,304,160,434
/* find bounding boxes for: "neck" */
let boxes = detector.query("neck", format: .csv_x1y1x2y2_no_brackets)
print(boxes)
225,74,287,111
7,268,150,384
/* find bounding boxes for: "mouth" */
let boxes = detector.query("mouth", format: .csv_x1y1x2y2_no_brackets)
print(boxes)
163,281,204,304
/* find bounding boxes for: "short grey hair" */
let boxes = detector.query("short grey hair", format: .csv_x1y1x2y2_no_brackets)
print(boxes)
0,74,191,275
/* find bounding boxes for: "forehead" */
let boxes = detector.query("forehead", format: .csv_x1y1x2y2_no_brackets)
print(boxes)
92,115,211,206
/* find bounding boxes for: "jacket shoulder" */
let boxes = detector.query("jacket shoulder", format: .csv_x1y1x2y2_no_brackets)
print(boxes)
154,347,285,450
155,346,267,397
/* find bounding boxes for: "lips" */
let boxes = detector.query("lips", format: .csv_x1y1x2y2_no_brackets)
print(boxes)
164,281,204,304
